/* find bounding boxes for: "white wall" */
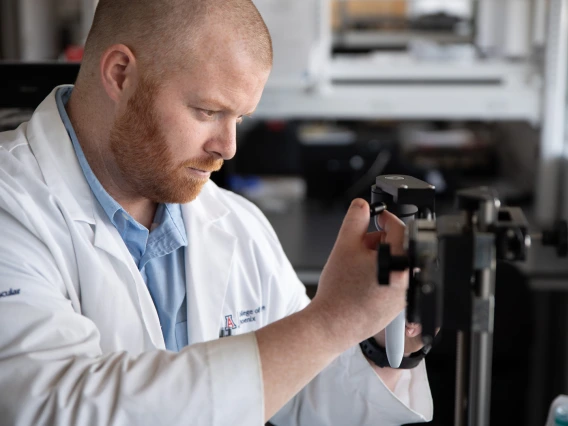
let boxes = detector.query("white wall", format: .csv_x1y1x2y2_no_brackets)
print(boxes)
408,0,472,18
18,0,58,60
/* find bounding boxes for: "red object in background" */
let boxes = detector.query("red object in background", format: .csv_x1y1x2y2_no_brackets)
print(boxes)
65,45,84,63
266,121,286,132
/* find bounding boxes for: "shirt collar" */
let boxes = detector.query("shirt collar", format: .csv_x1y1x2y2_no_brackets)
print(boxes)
55,86,126,226
55,86,187,253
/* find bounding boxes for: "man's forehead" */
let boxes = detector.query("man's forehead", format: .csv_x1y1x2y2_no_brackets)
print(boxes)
177,61,266,87
183,24,266,69
166,57,269,100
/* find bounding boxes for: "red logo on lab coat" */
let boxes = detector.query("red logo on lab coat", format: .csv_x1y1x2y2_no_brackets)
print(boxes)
225,315,237,330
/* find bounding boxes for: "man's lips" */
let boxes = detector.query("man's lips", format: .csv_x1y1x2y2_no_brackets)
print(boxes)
187,167,212,177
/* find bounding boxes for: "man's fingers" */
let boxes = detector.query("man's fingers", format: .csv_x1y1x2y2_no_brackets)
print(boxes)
335,199,371,247
405,323,422,338
376,210,404,233
376,211,406,255
363,231,386,250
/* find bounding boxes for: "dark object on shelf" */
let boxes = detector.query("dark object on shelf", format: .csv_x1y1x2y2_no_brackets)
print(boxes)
542,220,568,257
0,62,80,108
410,12,464,32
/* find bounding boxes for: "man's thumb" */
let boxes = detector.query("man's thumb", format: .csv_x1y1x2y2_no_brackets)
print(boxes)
336,199,370,245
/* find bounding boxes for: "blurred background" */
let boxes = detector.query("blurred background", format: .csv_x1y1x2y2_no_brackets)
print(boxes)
1,0,568,425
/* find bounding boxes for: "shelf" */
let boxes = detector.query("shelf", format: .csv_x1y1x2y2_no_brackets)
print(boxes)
333,30,471,49
256,56,542,122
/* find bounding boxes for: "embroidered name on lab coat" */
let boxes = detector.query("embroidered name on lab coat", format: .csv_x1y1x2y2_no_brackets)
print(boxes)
219,306,266,337
0,288,20,298
238,306,265,324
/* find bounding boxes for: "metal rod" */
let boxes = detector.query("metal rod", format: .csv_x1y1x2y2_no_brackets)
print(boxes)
533,0,548,47
564,294,568,395
536,0,568,224
468,263,496,426
454,330,469,426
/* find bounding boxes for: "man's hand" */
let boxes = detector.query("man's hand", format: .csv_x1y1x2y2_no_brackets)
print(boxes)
310,200,409,352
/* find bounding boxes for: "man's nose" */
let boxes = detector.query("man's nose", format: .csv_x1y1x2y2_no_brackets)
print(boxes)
205,119,237,161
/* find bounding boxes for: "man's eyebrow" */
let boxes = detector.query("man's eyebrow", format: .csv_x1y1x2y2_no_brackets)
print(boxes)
198,97,231,110
195,97,255,116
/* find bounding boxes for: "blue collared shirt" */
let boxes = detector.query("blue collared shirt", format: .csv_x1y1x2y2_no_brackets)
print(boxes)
56,87,189,352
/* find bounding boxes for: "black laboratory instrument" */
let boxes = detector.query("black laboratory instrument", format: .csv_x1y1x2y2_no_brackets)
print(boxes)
370,174,567,426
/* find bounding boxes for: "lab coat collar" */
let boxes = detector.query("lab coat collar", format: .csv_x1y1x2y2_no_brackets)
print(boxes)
26,86,96,225
28,87,132,263
185,181,231,224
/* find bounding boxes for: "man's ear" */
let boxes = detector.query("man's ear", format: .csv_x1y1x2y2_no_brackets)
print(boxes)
99,44,139,104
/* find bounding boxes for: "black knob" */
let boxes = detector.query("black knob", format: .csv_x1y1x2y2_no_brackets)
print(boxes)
378,244,392,285
498,228,525,261
377,244,410,285
542,220,568,257
456,187,499,212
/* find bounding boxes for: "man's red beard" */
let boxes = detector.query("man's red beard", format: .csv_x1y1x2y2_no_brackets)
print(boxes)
109,77,223,204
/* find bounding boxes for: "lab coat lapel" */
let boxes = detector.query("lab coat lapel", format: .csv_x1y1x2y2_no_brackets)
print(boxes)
26,86,95,225
92,205,165,349
182,183,237,344
28,87,165,349
29,88,143,298
92,211,129,264
28,87,137,264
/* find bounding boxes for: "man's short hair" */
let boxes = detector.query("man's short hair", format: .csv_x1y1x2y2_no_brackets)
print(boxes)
83,0,273,77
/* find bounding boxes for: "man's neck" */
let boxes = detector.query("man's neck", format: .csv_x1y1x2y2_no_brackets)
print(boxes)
114,197,158,230
66,87,158,230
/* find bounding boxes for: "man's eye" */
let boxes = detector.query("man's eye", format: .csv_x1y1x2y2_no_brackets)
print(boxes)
200,109,216,117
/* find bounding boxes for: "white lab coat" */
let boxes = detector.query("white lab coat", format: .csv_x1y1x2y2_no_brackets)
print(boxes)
0,88,433,426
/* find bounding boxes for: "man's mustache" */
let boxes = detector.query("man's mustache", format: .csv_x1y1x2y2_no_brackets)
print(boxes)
182,157,224,172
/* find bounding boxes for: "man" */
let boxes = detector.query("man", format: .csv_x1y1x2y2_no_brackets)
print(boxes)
0,0,432,425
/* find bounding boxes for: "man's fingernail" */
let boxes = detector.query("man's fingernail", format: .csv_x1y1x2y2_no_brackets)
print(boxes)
351,199,364,209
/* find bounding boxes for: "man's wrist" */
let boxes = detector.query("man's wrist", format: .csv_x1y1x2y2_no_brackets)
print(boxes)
301,302,354,355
